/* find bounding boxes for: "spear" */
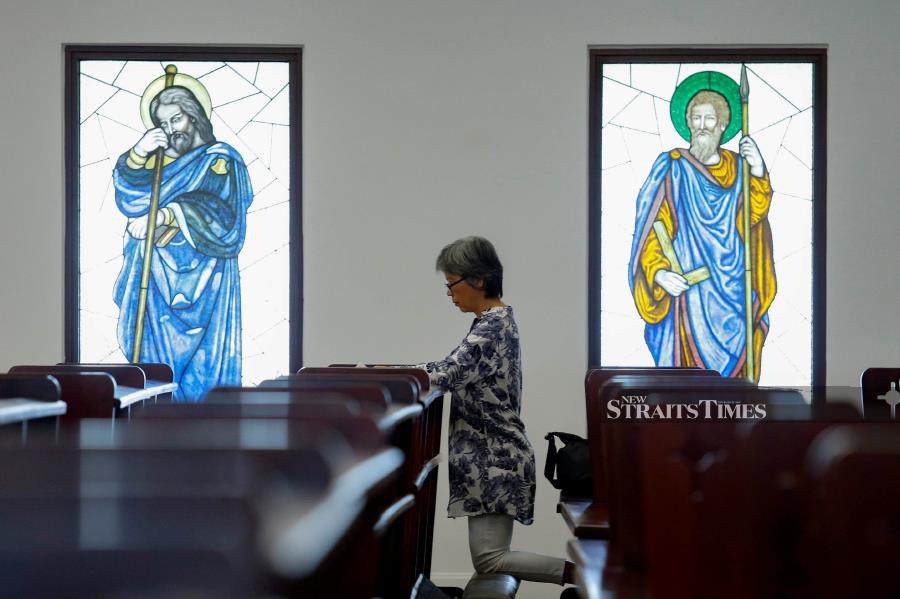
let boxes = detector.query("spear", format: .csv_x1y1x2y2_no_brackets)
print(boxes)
740,65,755,383
132,64,177,363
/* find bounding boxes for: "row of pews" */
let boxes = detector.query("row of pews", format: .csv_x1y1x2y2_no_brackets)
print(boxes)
0,363,444,599
561,367,900,599
0,362,178,444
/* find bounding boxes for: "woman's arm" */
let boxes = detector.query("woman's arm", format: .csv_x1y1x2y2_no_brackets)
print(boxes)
421,318,501,391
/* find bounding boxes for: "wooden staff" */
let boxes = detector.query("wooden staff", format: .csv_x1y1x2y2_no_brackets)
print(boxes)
740,65,755,382
132,64,177,363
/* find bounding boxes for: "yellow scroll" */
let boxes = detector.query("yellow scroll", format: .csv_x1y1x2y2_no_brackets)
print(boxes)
652,221,710,286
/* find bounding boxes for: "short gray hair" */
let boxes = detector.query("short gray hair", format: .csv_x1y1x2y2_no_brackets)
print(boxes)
435,236,503,298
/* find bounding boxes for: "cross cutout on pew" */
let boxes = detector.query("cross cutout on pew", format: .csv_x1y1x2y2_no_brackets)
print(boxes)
877,381,900,420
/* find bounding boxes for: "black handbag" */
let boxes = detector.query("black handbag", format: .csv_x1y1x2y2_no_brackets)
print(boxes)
543,431,592,498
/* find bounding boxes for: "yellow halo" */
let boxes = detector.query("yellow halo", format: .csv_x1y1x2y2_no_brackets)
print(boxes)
139,69,212,130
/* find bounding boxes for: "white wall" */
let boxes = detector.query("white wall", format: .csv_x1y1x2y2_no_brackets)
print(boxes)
1,0,898,596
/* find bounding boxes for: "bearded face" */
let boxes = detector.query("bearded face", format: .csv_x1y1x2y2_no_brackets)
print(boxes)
168,126,194,156
154,102,199,157
688,103,725,163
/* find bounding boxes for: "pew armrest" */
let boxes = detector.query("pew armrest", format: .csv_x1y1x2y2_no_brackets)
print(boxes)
420,388,445,408
559,500,610,539
414,455,441,492
379,403,423,433
373,493,416,536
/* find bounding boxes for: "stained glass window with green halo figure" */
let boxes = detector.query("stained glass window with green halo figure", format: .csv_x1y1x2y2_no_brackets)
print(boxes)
69,48,301,401
592,52,825,387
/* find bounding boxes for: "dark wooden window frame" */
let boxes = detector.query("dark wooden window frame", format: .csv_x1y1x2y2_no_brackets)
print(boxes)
64,44,303,370
588,46,827,387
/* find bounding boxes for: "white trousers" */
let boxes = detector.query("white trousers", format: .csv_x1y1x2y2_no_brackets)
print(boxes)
467,514,566,585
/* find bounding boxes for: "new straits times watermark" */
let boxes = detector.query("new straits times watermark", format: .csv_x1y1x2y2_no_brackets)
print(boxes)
607,395,768,421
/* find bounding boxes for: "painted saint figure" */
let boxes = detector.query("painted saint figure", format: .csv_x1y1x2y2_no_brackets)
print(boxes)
113,83,253,400
628,74,776,381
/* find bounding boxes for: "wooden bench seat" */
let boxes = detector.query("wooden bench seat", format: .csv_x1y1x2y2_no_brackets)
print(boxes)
0,398,66,425
0,374,66,440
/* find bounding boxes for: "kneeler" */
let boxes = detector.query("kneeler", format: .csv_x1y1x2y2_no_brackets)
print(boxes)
462,573,519,598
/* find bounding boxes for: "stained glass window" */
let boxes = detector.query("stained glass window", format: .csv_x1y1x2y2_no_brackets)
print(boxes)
590,50,825,387
68,48,301,400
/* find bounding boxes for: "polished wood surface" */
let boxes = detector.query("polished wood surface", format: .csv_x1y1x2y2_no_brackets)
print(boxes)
565,366,894,599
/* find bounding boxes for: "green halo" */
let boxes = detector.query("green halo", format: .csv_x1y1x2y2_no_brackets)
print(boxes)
669,71,742,144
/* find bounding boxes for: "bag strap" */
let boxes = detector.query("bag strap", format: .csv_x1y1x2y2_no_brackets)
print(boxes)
547,431,586,446
544,432,563,490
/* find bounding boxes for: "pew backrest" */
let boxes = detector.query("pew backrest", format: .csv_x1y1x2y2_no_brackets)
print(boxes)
12,364,146,389
259,378,391,410
806,424,900,598
584,367,717,502
860,367,900,420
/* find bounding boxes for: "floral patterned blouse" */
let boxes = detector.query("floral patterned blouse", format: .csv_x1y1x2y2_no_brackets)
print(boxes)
423,306,536,525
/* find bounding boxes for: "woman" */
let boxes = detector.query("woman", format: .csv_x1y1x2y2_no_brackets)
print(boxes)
421,236,574,588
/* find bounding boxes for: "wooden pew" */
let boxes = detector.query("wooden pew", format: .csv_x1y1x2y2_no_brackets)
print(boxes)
570,374,890,599
0,415,404,597
289,367,445,597
563,373,754,599
598,374,755,573
191,380,428,599
636,388,805,599
584,368,716,500
806,423,900,599
559,368,718,543
8,364,156,424
259,377,392,408
860,367,900,420
138,385,421,503
144,386,375,415
0,374,66,443
570,384,803,599
316,366,446,581
125,405,411,598
58,362,178,401
730,402,860,598
318,370,443,491
299,371,443,511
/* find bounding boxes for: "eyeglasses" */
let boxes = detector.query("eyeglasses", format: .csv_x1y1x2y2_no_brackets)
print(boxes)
445,278,467,290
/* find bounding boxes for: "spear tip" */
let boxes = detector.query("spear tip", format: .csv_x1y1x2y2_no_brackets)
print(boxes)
740,64,749,102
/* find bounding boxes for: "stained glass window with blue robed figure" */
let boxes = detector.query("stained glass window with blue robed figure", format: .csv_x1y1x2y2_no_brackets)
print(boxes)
68,48,301,401
591,51,825,388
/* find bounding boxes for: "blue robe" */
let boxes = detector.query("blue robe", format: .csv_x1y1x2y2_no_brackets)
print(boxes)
113,142,253,400
628,149,773,378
